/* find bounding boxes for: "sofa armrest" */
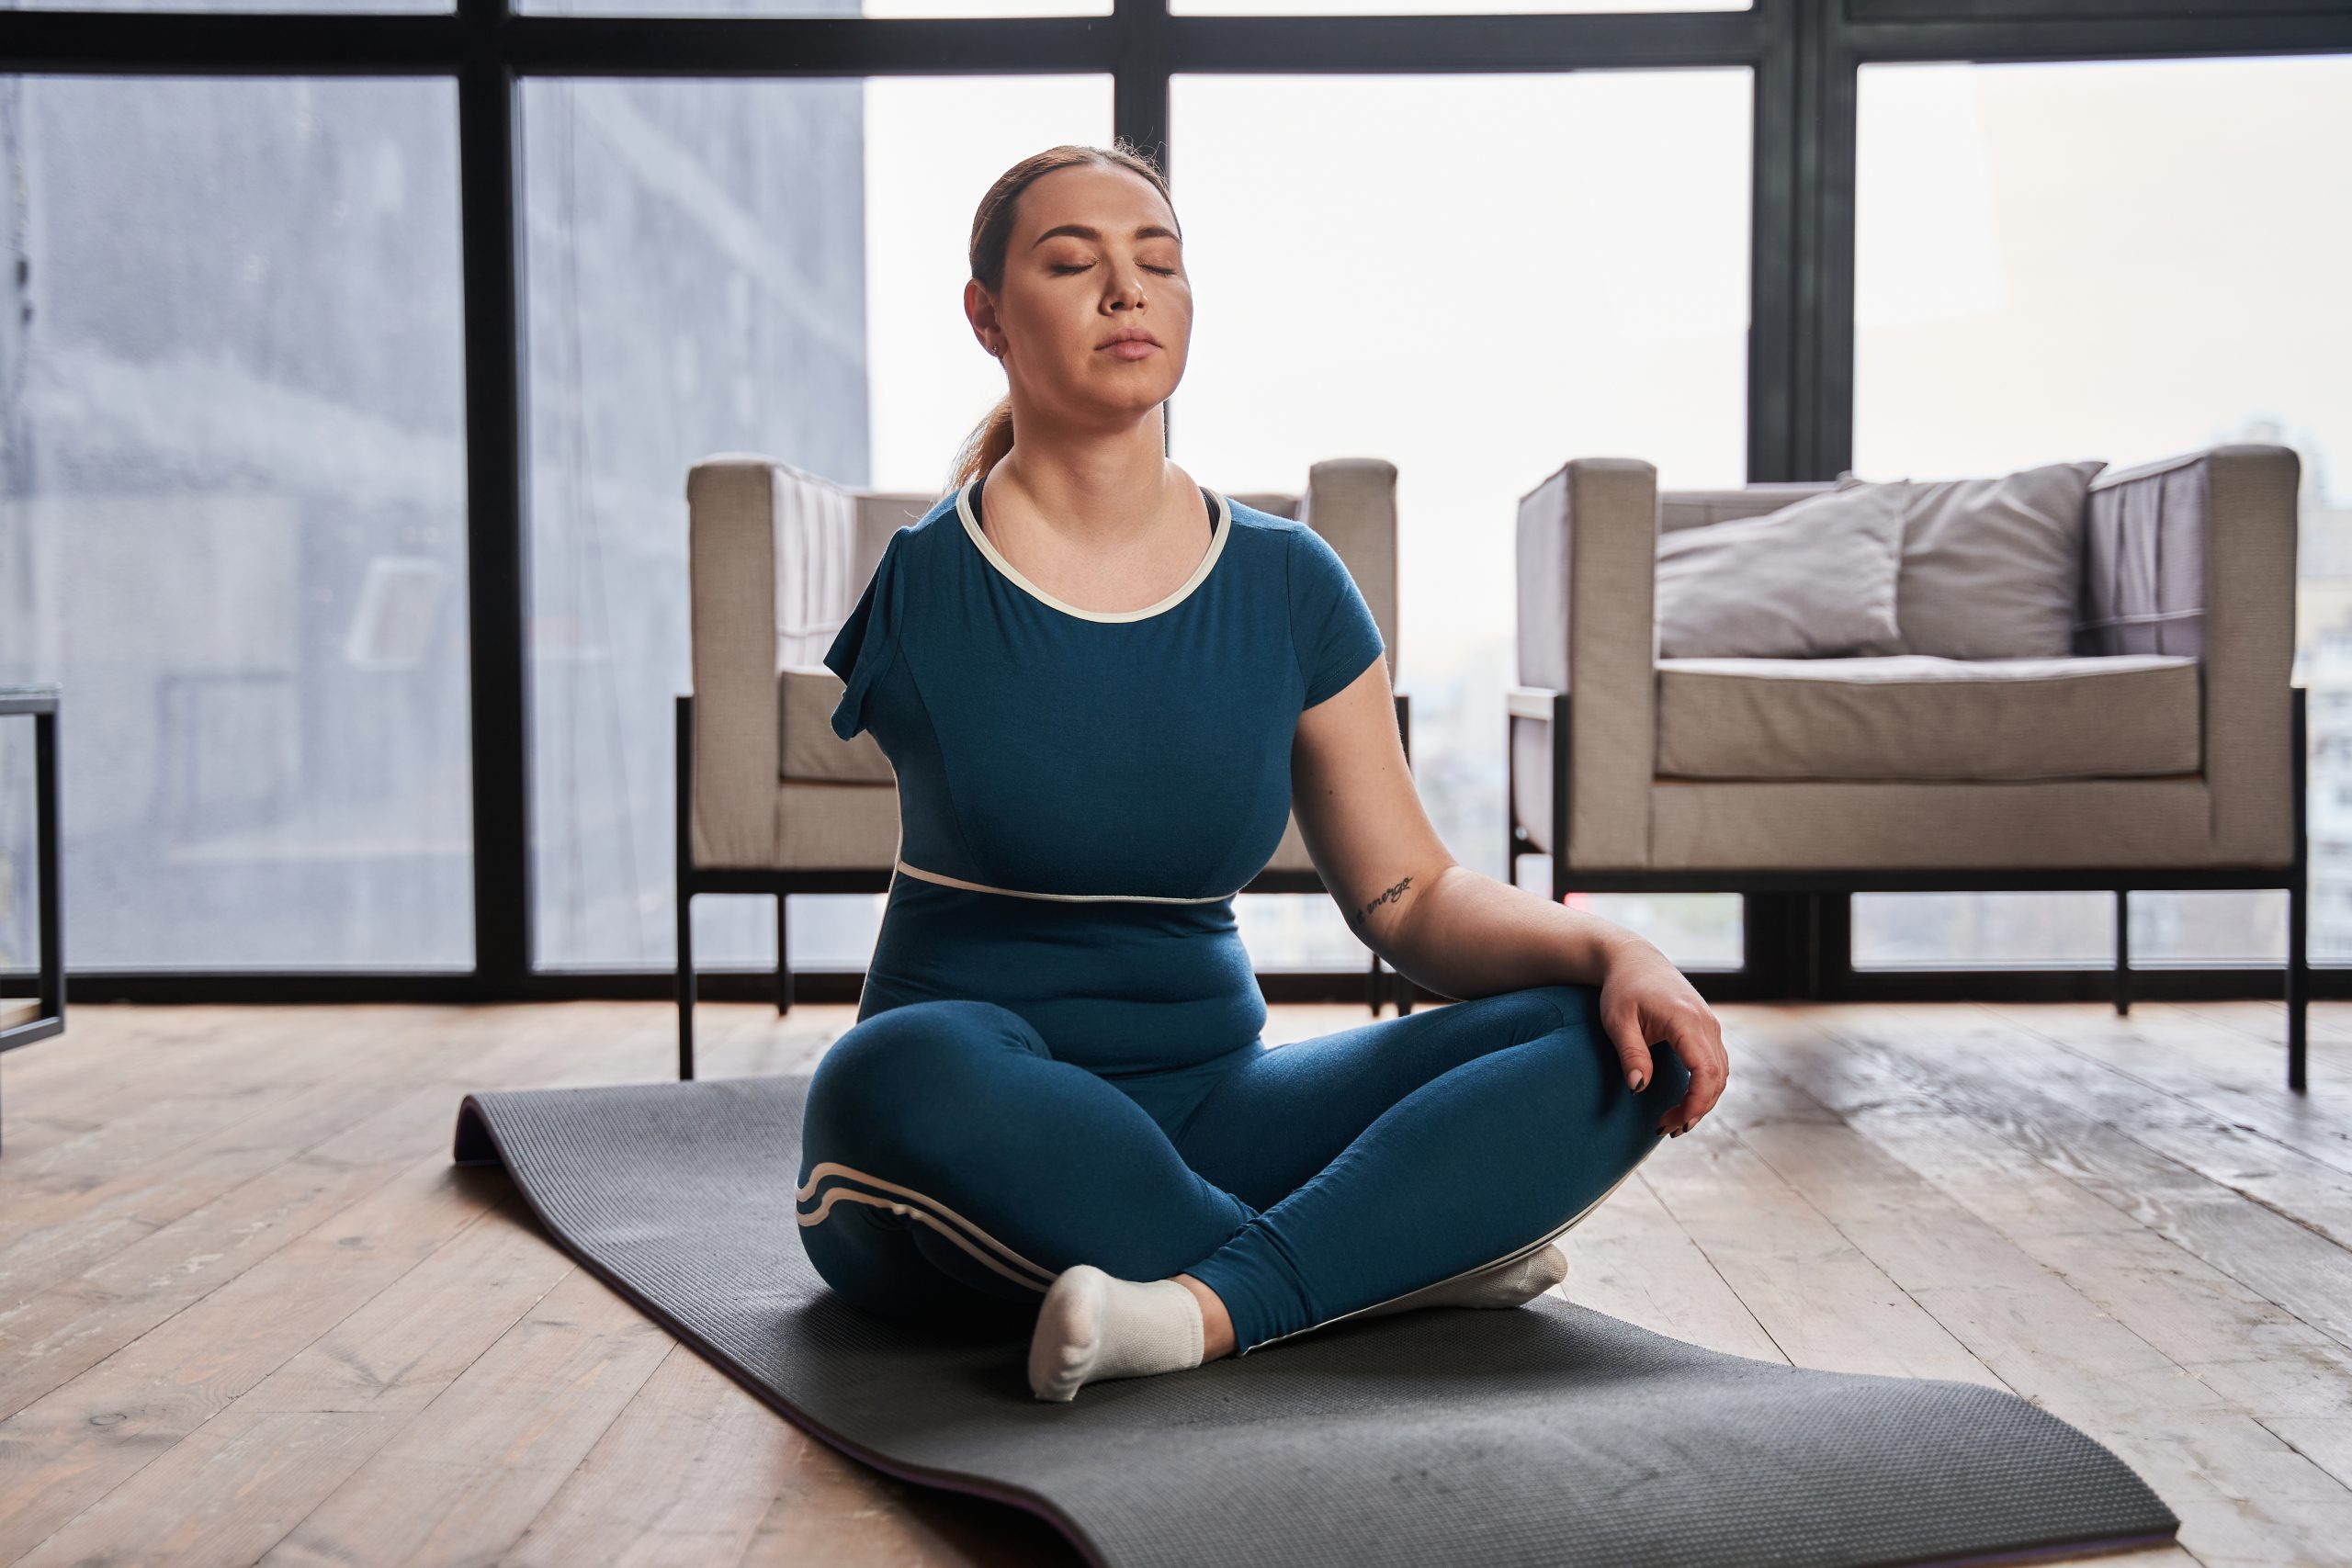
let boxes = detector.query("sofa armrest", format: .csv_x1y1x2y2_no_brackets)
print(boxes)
1515,458,1659,868
1506,685,1563,864
2081,443,2300,863
685,455,862,868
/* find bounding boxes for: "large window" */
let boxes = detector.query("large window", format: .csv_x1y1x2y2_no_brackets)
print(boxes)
525,0,1107,16
1849,53,2352,970
0,75,473,971
523,74,1114,971
1170,0,1743,12
1171,67,1752,970
19,4,2341,1000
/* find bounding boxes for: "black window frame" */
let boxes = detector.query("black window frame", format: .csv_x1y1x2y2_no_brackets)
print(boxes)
6,0,2347,1005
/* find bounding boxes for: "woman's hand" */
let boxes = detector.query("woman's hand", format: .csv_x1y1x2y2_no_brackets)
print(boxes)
1594,934,1731,1138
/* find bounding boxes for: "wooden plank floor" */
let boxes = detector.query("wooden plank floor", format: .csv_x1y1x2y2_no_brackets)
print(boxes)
1,998,2346,1567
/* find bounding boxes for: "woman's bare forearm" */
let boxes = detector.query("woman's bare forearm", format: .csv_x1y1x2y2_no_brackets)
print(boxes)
1379,863,1651,1000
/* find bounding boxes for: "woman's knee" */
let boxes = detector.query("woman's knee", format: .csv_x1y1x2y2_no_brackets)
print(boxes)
803,998,1046,1155
1520,980,1695,1104
797,1190,1037,1338
1522,981,1603,1037
810,999,1041,1104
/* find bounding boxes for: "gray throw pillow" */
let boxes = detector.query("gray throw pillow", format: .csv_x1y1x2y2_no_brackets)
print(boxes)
1654,482,1909,660
1835,458,2109,660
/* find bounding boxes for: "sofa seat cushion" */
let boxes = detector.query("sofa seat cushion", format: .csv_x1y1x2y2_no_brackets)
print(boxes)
1655,653,2200,782
779,666,894,784
769,778,903,868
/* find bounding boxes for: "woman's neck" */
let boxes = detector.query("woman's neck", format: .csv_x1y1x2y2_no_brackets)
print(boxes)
974,468,1214,541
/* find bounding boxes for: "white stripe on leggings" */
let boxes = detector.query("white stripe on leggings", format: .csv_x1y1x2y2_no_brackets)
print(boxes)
797,1160,1057,1291
797,1190,1056,1295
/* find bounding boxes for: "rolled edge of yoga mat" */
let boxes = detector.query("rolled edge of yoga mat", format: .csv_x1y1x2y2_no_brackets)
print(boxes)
452,1090,1115,1568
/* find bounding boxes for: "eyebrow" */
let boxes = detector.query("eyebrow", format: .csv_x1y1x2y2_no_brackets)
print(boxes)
1030,222,1182,249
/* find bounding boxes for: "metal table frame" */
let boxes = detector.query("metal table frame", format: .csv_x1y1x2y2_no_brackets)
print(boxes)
1,686,64,1154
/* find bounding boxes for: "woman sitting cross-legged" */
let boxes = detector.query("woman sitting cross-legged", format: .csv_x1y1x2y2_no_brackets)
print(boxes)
795,139,1732,1403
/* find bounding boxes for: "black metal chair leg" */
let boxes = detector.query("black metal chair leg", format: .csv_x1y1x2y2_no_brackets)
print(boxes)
675,694,696,1082
777,893,794,1015
2290,683,2308,1093
2114,890,2131,1016
677,886,696,1082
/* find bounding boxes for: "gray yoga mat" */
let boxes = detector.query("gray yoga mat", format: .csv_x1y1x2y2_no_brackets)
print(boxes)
452,1073,2178,1568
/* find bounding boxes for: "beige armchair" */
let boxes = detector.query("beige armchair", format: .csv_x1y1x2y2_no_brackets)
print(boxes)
676,455,1408,1079
1507,444,2310,1088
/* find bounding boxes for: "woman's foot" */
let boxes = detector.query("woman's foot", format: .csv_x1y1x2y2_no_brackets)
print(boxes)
1028,1265,1207,1402
1356,1242,1568,1321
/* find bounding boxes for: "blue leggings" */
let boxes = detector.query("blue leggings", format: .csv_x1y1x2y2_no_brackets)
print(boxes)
795,982,1691,1356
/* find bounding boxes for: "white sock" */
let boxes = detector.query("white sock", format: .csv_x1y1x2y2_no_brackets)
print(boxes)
1028,1264,1204,1403
1354,1242,1568,1321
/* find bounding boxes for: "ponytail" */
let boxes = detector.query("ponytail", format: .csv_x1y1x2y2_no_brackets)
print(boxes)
948,393,1015,493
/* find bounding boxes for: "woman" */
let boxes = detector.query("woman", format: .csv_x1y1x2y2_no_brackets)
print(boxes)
797,141,1730,1403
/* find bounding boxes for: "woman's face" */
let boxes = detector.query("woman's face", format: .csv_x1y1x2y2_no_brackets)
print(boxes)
971,163,1191,428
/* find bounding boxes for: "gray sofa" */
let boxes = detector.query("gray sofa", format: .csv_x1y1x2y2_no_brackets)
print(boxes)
1508,443,2311,1088
675,455,1408,1078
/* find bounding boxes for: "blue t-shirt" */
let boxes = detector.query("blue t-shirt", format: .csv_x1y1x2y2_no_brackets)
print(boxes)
822,468,1386,1086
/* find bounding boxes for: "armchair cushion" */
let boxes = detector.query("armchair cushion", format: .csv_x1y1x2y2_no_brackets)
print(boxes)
1837,459,2109,660
1654,652,2199,782
1653,482,1909,659
779,666,893,784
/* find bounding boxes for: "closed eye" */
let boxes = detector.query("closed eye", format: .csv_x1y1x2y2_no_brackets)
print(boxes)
1050,263,1178,276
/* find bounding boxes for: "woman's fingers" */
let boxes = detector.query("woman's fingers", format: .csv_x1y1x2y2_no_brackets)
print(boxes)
1657,1010,1731,1136
1595,944,1732,1135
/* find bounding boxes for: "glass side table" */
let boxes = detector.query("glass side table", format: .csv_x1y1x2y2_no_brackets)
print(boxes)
2,684,62,1156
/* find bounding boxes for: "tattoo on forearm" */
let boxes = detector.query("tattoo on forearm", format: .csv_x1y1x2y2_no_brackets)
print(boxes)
1362,875,1412,922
